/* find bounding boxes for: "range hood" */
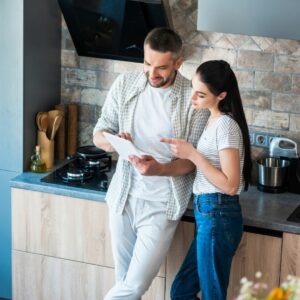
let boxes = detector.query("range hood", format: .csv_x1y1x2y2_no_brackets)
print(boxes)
58,0,172,62
197,0,300,40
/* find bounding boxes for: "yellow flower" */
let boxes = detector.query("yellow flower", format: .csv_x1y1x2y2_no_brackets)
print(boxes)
266,287,291,300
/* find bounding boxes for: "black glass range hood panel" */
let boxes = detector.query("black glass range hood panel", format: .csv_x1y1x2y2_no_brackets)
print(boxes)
58,0,170,63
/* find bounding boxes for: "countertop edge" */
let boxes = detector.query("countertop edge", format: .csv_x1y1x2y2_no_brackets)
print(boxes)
10,172,107,203
10,172,300,234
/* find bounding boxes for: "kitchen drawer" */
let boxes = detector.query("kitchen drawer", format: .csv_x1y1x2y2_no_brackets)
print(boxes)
13,250,165,300
12,188,114,267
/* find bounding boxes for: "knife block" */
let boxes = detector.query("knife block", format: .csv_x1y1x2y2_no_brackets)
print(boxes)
37,130,54,169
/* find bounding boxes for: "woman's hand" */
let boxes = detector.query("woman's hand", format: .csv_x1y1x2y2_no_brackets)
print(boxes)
160,138,196,160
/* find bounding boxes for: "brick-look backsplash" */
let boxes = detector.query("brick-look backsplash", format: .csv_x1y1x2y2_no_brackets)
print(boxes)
61,0,300,157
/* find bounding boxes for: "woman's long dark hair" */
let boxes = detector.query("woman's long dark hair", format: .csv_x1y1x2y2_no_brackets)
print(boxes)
196,60,252,190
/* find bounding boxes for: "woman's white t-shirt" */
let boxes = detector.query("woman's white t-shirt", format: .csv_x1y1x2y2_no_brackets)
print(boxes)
193,115,245,195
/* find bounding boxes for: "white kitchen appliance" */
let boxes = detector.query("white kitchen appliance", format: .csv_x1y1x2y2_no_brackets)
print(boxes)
269,137,298,158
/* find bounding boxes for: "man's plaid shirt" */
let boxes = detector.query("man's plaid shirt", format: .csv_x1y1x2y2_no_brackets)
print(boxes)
93,71,209,220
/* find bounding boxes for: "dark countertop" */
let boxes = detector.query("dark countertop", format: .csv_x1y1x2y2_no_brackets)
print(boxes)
11,168,300,234
184,188,300,234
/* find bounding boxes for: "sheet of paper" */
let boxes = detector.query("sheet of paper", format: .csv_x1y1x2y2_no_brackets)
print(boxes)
103,132,143,161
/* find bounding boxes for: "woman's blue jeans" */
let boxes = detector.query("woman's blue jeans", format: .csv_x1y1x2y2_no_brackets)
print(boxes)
170,193,243,300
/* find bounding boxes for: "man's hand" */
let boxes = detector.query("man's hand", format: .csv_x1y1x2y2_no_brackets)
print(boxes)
116,132,132,141
94,131,132,153
160,138,196,160
129,155,164,176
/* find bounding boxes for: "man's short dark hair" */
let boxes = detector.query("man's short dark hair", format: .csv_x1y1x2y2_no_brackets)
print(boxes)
144,27,183,59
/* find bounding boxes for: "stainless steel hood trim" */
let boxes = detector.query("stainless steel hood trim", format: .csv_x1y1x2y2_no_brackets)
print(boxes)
197,0,300,40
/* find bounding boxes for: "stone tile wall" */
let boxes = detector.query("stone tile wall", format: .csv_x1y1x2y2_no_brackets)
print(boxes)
61,0,300,157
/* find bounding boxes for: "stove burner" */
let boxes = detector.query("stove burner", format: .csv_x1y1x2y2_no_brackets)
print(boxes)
77,156,111,171
86,159,101,167
67,169,84,178
58,168,93,182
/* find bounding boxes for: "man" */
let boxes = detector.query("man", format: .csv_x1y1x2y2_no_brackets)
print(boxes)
93,27,209,299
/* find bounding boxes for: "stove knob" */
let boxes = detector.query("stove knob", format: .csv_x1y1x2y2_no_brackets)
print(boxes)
99,179,108,190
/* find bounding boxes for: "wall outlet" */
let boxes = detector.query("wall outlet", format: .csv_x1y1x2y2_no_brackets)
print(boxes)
250,131,280,148
255,132,268,147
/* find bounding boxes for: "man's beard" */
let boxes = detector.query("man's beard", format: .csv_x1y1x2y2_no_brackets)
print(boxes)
145,71,176,88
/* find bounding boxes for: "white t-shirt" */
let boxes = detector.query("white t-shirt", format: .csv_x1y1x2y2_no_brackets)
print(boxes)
193,115,245,195
129,84,173,201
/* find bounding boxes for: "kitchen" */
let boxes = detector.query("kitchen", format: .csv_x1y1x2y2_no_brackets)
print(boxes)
1,0,300,299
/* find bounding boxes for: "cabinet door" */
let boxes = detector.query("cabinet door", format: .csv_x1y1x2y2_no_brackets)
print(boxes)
165,221,195,300
12,188,165,280
227,231,282,300
12,188,114,267
280,232,300,282
13,250,165,300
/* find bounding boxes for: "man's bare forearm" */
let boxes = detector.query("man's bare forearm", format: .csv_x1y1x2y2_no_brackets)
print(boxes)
93,130,115,153
160,159,195,176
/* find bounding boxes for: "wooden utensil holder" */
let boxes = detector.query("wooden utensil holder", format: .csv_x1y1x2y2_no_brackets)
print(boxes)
37,130,54,169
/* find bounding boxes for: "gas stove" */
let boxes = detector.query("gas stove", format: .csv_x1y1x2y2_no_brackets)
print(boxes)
41,155,112,192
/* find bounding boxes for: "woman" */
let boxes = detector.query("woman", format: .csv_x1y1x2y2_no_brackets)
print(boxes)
161,60,252,300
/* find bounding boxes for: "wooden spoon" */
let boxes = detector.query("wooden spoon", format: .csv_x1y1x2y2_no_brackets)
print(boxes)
47,110,62,139
50,114,63,140
36,112,44,131
40,112,49,133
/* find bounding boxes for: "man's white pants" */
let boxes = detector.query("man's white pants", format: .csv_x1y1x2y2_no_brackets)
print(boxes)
104,196,179,300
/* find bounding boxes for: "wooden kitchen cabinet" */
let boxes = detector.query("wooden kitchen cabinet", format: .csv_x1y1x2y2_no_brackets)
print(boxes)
280,232,300,282
164,227,283,300
12,188,165,300
227,231,282,299
165,221,195,300
13,251,115,300
13,251,165,300
12,188,114,267
13,187,295,300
